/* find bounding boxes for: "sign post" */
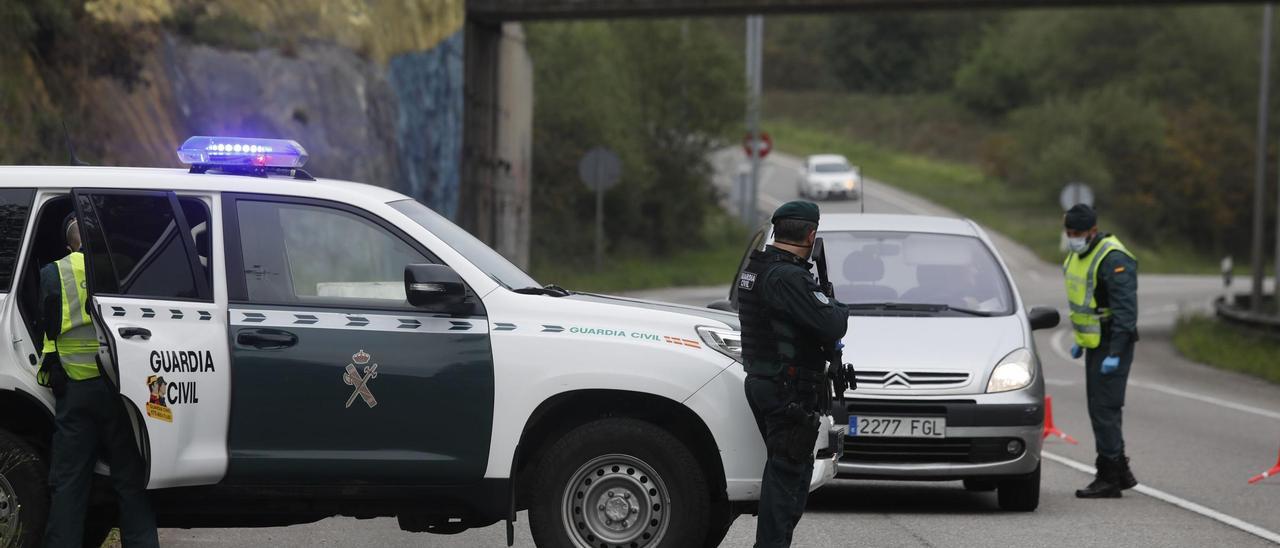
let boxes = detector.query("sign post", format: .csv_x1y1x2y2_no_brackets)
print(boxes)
578,147,622,271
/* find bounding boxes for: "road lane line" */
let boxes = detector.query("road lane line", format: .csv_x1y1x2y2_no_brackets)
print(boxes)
1043,451,1280,545
1049,329,1280,421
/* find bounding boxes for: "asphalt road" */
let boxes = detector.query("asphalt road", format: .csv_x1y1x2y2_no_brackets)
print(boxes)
160,150,1280,547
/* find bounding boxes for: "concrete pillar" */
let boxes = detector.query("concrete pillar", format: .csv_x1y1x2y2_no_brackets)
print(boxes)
462,19,533,269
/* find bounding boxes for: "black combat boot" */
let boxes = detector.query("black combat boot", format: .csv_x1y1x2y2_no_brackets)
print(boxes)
1075,455,1122,498
1113,454,1138,490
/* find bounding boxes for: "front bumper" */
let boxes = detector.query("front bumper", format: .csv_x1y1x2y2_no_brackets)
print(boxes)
810,417,842,491
832,397,1043,480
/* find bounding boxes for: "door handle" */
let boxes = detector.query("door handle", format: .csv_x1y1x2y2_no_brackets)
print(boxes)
118,327,151,340
236,329,298,350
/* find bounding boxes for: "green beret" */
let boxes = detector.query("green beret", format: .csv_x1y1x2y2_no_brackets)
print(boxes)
771,200,820,224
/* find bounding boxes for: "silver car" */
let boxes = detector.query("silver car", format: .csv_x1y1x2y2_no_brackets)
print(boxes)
797,154,861,201
723,213,1059,511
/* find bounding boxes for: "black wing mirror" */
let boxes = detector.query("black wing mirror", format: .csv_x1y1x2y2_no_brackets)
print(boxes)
1028,306,1061,331
405,264,467,309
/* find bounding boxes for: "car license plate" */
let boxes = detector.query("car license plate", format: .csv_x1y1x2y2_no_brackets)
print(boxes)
849,415,945,438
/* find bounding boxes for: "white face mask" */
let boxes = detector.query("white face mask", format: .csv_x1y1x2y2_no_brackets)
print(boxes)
1067,236,1089,253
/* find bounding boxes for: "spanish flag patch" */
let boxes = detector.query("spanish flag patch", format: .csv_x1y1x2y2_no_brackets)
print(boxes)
1114,266,1126,273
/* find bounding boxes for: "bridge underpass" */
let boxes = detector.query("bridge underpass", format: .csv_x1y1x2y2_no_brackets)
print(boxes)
457,0,1260,266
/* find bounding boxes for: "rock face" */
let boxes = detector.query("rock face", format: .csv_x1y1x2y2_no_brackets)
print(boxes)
166,35,408,193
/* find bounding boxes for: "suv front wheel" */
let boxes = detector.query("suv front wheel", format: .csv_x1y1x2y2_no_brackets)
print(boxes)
529,418,710,548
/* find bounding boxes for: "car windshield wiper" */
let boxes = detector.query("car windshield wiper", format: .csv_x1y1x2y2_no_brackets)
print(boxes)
846,302,995,317
513,284,572,297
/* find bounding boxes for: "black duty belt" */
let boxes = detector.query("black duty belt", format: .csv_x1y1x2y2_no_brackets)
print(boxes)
749,365,825,383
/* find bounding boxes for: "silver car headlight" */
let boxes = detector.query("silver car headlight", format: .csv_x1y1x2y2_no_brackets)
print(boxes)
697,326,742,363
986,348,1034,393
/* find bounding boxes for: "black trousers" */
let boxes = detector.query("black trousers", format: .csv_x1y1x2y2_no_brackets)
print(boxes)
745,376,818,548
43,377,159,548
1084,336,1136,460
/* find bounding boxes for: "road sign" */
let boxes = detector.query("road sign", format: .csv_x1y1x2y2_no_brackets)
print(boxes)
578,147,622,191
1059,182,1094,211
743,131,772,159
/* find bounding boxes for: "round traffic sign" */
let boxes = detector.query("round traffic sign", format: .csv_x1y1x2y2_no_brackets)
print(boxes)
578,147,622,191
1059,182,1094,211
743,132,773,159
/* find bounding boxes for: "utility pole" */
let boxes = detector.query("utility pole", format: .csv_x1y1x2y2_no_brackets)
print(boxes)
1252,4,1274,312
745,15,764,227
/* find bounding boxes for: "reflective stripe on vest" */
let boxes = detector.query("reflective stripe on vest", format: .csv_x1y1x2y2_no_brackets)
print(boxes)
1063,236,1135,349
46,253,100,380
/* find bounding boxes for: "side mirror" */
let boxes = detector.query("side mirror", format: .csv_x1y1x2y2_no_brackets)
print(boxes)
707,299,736,312
405,264,467,308
1028,306,1061,331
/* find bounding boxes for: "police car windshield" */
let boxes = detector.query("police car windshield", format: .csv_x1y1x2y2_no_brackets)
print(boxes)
814,163,851,173
820,230,1014,316
390,199,539,290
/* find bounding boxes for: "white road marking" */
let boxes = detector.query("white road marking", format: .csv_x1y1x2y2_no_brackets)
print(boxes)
1049,329,1280,421
1043,451,1280,545
1045,378,1077,387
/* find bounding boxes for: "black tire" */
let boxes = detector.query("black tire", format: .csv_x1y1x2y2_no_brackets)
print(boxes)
529,418,710,548
0,429,48,548
962,479,997,492
997,464,1040,512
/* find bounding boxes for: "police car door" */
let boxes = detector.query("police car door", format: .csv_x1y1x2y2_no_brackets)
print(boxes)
220,194,493,485
72,190,228,488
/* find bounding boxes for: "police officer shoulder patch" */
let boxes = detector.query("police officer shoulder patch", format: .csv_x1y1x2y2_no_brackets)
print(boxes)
738,271,757,290
813,291,829,304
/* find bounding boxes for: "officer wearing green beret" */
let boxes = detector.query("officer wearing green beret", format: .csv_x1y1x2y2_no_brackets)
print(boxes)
1062,203,1140,499
737,201,848,547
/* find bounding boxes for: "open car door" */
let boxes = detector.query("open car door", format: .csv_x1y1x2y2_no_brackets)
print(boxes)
73,189,229,488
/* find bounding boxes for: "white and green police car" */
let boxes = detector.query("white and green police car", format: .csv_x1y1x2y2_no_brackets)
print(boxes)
0,137,839,548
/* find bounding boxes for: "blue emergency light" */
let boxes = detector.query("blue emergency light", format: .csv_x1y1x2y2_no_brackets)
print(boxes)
177,136,309,170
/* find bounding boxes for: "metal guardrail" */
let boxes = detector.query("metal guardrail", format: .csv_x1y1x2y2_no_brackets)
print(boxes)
1215,293,1280,334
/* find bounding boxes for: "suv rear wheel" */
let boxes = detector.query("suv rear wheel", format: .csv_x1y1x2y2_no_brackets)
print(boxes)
0,428,48,548
529,418,709,548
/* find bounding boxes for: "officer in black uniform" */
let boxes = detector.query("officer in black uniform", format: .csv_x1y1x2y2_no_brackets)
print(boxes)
737,201,848,548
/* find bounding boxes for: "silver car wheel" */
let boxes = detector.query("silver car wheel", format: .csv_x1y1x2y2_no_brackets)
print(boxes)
561,453,671,548
0,472,20,545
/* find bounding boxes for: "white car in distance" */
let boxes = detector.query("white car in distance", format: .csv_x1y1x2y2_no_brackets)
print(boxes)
798,154,861,201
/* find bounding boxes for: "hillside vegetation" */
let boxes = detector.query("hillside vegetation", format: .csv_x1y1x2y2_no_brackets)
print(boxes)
761,7,1278,269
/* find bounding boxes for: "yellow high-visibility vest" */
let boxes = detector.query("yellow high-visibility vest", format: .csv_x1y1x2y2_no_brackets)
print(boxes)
39,252,100,381
1063,235,1135,349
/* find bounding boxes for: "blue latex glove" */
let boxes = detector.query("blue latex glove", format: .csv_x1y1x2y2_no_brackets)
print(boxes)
1101,355,1121,375
1070,344,1083,360
836,341,845,350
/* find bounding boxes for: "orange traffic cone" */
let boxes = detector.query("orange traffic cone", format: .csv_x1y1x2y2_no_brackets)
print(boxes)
1042,395,1078,445
1248,442,1280,485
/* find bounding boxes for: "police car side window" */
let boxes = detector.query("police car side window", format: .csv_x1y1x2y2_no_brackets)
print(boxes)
236,200,429,306
0,189,34,292
77,193,205,301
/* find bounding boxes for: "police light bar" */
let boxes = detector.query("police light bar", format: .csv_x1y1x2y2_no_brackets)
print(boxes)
177,136,308,169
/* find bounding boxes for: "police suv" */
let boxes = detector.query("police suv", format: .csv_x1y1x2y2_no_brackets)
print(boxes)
0,137,839,548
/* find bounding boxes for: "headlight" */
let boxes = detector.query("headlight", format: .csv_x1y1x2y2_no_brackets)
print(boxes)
845,178,856,189
697,326,742,363
986,348,1034,393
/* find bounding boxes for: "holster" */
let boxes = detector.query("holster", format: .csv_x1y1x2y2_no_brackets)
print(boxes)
37,352,69,398
766,373,822,463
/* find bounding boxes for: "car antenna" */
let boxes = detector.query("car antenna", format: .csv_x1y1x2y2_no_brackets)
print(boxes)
61,121,90,166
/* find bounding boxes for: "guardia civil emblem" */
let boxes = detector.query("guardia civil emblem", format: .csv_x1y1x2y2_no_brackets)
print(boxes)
343,349,379,409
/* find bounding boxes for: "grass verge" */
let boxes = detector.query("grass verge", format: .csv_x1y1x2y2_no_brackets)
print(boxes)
530,211,748,293
766,119,1232,274
1172,315,1280,384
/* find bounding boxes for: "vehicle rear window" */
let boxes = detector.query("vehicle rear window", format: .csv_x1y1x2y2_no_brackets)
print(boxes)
0,189,34,292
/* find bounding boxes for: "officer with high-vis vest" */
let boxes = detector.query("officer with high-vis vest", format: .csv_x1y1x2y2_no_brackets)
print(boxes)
1062,204,1140,499
37,215,159,548
738,201,848,548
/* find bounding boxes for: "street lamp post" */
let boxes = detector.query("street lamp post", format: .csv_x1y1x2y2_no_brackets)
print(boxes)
1252,4,1275,312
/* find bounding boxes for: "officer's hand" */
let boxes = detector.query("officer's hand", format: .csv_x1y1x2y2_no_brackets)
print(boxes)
1101,355,1120,375
1070,344,1083,360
